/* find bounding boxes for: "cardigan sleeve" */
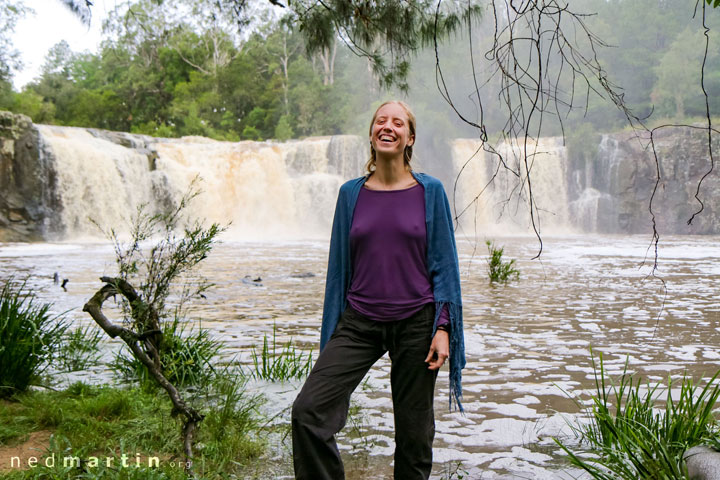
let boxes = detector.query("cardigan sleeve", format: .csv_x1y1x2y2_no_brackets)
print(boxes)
423,175,466,412
320,187,347,350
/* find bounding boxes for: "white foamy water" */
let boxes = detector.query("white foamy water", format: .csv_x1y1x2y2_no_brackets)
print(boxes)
35,126,366,240
1,234,719,479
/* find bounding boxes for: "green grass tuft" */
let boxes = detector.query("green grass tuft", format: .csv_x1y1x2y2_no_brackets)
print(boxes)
555,353,720,479
0,279,68,398
110,317,222,390
57,323,104,372
250,323,313,382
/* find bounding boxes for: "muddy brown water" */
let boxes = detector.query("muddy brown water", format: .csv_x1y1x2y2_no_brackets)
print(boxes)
1,234,719,479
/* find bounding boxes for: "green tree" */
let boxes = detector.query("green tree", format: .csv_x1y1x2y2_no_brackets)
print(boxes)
11,90,56,123
652,27,720,119
0,0,32,82
274,114,294,140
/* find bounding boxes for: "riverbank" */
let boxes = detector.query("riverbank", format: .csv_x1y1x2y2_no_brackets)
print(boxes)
0,382,265,479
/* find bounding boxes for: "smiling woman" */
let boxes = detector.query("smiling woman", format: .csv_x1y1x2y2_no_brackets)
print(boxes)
291,100,465,480
365,100,416,179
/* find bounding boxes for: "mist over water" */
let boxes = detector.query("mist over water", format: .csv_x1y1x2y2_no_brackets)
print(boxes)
38,126,366,240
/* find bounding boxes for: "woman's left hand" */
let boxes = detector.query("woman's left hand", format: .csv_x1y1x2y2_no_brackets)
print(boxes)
425,330,449,370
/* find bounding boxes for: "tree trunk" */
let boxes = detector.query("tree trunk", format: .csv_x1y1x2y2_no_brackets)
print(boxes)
83,277,203,472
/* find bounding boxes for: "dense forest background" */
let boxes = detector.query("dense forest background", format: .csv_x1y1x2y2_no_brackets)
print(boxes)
1,0,718,146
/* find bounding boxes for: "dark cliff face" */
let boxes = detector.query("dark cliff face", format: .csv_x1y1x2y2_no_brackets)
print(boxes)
650,126,720,234
0,111,61,242
571,128,720,234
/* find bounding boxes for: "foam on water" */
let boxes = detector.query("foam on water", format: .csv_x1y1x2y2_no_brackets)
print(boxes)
1,234,719,478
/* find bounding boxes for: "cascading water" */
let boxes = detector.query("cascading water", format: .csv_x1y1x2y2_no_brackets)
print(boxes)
4,111,719,241
36,126,367,240
451,137,572,235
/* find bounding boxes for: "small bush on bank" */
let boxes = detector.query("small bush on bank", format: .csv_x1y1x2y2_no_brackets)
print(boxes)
0,280,68,398
110,317,223,390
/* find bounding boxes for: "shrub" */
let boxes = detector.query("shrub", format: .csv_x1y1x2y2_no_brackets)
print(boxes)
111,317,222,389
0,280,68,397
486,240,520,283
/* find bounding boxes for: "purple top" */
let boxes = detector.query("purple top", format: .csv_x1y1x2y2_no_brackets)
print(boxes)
346,182,449,326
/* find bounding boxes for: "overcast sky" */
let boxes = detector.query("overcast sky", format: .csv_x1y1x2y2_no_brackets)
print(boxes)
11,0,111,89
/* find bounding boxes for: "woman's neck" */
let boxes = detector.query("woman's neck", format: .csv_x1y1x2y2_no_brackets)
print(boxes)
367,157,416,190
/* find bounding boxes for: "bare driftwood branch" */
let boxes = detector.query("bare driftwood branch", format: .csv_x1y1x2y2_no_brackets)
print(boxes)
83,277,204,470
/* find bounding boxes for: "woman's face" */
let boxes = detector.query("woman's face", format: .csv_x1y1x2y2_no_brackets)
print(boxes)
370,102,415,159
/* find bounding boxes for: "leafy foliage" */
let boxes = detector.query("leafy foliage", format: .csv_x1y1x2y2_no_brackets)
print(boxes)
556,354,720,479
3,0,716,147
485,241,519,284
111,316,223,388
2,0,482,141
290,0,482,91
0,0,32,82
0,279,68,398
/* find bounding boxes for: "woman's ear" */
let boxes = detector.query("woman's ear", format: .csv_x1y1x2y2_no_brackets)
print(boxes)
408,135,415,147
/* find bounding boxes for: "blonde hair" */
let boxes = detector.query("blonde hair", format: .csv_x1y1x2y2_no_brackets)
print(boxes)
365,101,416,174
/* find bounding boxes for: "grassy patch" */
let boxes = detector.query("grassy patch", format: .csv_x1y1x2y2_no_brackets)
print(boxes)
57,323,104,372
0,279,68,398
0,380,265,479
110,317,223,391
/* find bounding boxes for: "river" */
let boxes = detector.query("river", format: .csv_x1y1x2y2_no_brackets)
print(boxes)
1,234,719,479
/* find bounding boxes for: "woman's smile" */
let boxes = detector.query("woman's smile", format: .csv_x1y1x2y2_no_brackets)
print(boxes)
370,102,414,156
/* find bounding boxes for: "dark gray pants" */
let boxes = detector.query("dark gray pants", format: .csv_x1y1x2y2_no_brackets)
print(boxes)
292,304,438,480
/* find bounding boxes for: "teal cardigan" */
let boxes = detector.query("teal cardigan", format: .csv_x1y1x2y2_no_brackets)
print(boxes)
320,171,465,411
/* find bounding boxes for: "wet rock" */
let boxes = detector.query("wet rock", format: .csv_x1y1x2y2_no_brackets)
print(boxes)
290,272,316,278
87,128,154,149
0,111,56,241
567,128,720,233
684,445,720,480
242,275,263,287
8,209,26,223
144,148,159,171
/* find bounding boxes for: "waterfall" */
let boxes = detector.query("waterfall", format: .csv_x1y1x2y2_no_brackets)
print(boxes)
36,126,367,240
5,111,718,242
566,135,621,232
451,137,572,235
